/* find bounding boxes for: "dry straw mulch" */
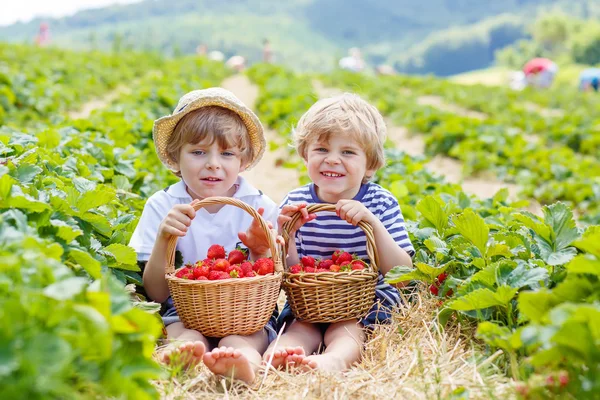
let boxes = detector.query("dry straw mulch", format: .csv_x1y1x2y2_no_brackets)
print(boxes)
154,289,515,400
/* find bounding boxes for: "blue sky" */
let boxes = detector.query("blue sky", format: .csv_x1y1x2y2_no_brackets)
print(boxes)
1,0,140,26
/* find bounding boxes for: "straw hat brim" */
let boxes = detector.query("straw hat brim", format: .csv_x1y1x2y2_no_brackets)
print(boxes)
153,90,265,171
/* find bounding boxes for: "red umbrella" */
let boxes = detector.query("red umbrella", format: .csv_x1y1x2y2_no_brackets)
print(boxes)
523,58,554,75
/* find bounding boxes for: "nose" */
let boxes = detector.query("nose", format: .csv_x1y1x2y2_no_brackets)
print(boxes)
205,153,221,170
324,152,341,165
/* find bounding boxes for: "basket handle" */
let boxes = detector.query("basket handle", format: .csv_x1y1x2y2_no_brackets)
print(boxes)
281,203,379,273
165,197,283,275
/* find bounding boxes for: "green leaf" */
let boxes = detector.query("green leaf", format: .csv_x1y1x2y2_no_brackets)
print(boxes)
477,321,517,351
514,212,551,243
486,242,512,259
12,165,42,184
417,196,448,233
543,202,579,251
566,254,600,276
7,195,51,212
547,247,578,266
69,249,102,279
50,219,83,242
77,186,116,213
79,212,112,236
104,243,138,266
448,285,517,311
573,231,600,257
452,209,489,255
72,176,96,193
389,180,409,199
112,175,132,191
504,262,549,289
386,265,428,283
44,277,88,300
0,174,16,200
518,290,555,323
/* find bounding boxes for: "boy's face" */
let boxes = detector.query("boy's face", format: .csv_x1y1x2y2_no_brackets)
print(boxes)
305,133,374,203
177,139,246,200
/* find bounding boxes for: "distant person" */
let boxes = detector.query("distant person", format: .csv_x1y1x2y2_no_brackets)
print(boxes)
262,39,273,63
208,50,225,62
338,47,365,72
579,68,600,92
226,55,246,72
376,65,396,76
509,71,527,91
196,43,208,56
523,58,558,89
35,22,50,47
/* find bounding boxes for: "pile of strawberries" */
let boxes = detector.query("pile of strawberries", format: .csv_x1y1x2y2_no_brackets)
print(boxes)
429,273,453,297
174,244,274,280
288,250,368,274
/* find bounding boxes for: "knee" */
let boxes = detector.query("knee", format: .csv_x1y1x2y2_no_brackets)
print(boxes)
324,320,365,345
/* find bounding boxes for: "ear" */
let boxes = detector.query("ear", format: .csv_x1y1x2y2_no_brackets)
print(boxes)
239,163,248,173
365,168,376,180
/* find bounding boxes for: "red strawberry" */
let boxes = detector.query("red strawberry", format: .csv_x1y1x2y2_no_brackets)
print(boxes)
208,270,222,280
319,259,334,269
337,252,352,264
445,289,454,297
329,264,341,272
245,270,256,277
196,276,208,281
332,250,342,263
227,265,243,278
175,267,191,278
351,260,366,270
340,261,352,271
304,266,316,273
429,284,439,296
289,264,303,274
228,249,247,265
207,244,225,260
301,256,315,268
436,273,448,284
193,265,210,279
213,258,230,272
316,268,329,273
240,261,253,277
203,258,215,268
558,371,569,388
255,258,274,275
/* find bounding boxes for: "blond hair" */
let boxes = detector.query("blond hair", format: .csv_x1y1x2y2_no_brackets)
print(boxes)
166,106,252,176
294,93,386,179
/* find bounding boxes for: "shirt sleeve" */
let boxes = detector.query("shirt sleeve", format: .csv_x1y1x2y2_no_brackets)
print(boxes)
379,197,415,257
129,194,171,261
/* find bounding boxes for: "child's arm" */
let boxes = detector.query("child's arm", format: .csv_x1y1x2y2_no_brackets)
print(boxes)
143,202,197,303
278,203,316,266
336,200,413,276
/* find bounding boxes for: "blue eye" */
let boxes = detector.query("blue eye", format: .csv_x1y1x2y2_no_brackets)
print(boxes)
222,151,235,156
192,150,205,156
343,150,356,155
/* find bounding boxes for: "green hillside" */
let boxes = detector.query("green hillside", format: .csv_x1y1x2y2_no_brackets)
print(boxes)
1,0,596,73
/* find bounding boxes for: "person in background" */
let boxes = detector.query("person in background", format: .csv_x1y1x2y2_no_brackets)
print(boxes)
263,39,273,63
196,43,208,56
579,68,600,92
35,22,50,47
226,55,246,72
523,58,558,89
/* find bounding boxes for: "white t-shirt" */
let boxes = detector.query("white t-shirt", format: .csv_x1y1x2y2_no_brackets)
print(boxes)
129,176,278,264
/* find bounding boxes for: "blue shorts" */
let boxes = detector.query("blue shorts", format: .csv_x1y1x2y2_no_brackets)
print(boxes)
278,274,402,331
162,297,279,343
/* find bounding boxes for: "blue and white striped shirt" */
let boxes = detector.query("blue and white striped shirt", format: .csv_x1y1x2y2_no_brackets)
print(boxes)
280,182,415,260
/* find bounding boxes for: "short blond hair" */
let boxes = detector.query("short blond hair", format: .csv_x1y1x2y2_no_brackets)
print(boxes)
294,93,386,178
166,106,252,176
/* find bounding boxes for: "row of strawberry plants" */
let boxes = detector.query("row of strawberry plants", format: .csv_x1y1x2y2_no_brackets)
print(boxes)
0,43,163,127
376,150,599,398
320,70,600,225
0,55,230,399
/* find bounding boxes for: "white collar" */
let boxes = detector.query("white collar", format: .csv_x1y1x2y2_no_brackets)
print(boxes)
165,176,261,200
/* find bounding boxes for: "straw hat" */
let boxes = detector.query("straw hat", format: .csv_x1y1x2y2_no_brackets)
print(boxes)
153,87,265,171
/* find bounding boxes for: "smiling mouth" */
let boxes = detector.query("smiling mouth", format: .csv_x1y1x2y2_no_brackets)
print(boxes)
321,172,344,177
202,177,222,181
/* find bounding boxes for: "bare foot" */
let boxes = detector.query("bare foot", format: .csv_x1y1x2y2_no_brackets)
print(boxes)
203,346,256,384
288,353,347,373
161,341,206,369
264,346,305,369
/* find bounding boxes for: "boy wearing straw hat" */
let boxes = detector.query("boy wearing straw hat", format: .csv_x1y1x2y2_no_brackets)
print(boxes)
130,88,280,383
263,93,414,372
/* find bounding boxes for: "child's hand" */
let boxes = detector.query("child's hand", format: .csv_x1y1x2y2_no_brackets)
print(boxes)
158,200,199,238
238,207,284,258
278,203,317,235
336,199,377,226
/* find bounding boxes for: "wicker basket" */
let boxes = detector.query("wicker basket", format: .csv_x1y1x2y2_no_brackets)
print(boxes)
281,203,379,323
165,197,283,337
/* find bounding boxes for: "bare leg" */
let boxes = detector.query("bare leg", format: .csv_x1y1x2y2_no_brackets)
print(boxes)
292,319,365,372
202,329,268,384
262,320,322,369
160,322,210,368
